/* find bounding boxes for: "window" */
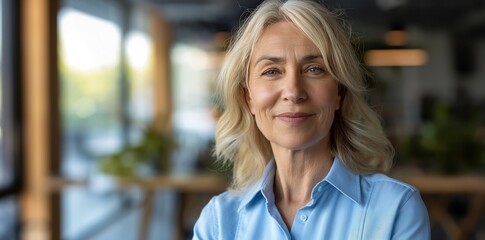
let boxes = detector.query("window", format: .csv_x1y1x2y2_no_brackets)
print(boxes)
0,0,4,191
0,0,21,239
171,44,220,173
58,5,126,238
58,1,156,238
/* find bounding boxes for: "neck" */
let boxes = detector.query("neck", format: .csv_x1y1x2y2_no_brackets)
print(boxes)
272,145,334,204
271,144,334,229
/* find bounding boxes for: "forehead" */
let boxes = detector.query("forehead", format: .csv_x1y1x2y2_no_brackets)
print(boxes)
251,21,320,58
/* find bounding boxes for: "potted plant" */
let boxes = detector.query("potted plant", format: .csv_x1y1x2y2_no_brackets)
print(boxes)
397,102,485,175
99,125,177,177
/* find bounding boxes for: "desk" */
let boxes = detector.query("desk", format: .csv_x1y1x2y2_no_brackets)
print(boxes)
395,175,485,240
117,174,227,192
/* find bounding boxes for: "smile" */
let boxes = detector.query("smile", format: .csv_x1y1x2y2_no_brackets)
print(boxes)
275,112,315,124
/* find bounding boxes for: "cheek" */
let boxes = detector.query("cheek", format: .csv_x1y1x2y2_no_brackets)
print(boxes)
248,84,278,113
321,95,339,110
312,85,340,110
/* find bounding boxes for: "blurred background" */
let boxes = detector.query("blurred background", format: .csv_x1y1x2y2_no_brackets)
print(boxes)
1,0,484,239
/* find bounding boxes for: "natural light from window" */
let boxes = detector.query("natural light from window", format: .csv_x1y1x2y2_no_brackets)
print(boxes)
59,8,120,71
126,31,151,71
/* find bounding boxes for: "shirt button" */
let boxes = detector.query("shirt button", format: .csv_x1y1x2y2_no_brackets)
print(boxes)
300,215,308,222
317,186,323,192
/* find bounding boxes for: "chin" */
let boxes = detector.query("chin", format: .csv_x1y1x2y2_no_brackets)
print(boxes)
273,138,327,152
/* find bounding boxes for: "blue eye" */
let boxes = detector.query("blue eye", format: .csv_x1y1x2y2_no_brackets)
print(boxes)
306,66,324,74
262,68,279,76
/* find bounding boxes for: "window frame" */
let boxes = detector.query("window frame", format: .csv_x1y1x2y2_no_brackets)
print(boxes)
0,0,23,238
0,0,23,198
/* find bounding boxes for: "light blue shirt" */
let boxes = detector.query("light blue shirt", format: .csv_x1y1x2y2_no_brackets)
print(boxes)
193,158,430,239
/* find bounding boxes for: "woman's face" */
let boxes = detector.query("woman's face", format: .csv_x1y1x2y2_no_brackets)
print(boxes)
247,21,341,152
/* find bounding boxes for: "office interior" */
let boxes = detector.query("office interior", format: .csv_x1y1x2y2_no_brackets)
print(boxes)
0,0,484,239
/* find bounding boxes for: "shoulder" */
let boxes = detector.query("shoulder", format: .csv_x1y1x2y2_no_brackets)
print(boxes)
362,173,418,197
193,191,243,240
360,173,425,214
197,190,244,221
360,174,430,238
365,173,416,188
208,190,244,212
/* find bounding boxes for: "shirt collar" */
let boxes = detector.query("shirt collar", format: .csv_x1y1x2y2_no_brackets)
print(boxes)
238,157,362,211
324,157,362,205
238,160,276,211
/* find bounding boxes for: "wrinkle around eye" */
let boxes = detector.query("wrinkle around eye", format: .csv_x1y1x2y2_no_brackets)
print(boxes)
304,65,326,76
261,68,281,77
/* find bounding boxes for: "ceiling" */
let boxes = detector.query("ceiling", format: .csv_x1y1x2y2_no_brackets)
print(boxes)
138,0,485,41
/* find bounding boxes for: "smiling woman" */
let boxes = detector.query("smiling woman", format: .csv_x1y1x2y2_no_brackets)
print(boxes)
246,21,342,228
193,0,430,239
247,22,341,156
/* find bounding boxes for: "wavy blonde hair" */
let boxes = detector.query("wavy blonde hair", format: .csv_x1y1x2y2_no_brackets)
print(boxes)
214,0,394,191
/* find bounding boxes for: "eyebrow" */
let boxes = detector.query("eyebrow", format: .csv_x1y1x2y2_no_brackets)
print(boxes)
302,54,323,62
253,54,323,66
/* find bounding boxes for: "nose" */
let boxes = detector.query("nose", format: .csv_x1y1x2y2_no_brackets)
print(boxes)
282,72,307,103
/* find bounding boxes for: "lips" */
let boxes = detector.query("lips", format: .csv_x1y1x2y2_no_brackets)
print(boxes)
277,112,313,117
276,112,315,124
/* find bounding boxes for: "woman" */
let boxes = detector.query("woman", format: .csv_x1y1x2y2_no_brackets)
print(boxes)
194,0,430,239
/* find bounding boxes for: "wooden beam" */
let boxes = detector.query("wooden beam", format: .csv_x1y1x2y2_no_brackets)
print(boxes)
21,0,60,239
148,9,173,133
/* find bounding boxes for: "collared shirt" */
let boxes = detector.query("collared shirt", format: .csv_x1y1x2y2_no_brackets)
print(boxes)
193,158,430,240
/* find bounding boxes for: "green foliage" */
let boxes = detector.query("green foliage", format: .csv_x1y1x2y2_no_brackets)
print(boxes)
398,103,485,174
99,126,177,177
59,59,121,130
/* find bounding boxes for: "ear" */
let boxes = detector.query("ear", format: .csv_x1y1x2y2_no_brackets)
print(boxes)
335,83,346,111
335,94,341,111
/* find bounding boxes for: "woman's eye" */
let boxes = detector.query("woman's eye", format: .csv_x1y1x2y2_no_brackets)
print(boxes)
306,66,324,74
262,68,279,76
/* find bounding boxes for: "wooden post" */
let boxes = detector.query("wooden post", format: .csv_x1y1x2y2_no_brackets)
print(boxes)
149,9,173,134
21,0,61,239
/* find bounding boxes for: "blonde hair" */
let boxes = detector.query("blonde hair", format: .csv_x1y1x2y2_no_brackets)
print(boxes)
214,0,394,191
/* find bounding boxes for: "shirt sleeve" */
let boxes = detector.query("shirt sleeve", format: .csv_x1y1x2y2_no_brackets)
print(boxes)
193,198,217,240
391,190,431,240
